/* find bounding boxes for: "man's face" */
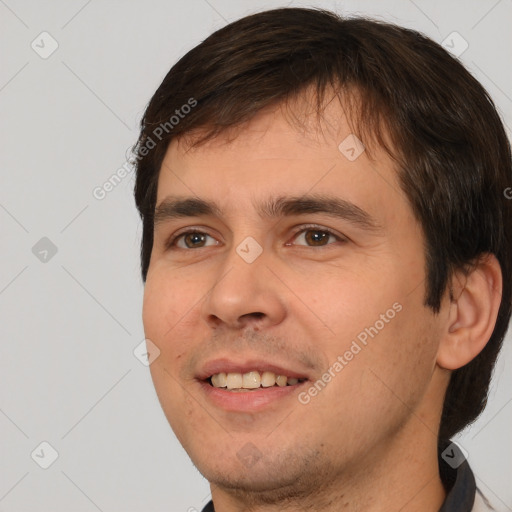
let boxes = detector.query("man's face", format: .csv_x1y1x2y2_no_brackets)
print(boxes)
143,101,446,496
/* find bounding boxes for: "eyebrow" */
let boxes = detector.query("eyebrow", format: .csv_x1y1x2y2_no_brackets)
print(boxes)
154,194,382,232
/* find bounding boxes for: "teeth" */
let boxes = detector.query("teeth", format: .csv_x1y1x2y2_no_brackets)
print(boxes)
242,371,261,389
226,373,243,390
209,371,305,389
211,372,227,388
261,371,276,387
276,375,287,387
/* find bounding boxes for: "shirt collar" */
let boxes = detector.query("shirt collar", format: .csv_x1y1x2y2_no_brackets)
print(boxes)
438,441,476,512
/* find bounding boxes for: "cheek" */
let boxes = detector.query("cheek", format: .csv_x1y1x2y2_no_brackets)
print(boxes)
143,271,204,434
356,300,440,411
288,264,403,350
142,271,203,385
316,274,438,408
143,266,201,338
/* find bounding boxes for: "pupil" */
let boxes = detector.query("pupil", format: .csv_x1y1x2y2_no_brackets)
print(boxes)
187,233,205,247
307,230,327,246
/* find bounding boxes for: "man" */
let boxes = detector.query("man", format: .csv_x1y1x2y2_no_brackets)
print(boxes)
133,7,511,511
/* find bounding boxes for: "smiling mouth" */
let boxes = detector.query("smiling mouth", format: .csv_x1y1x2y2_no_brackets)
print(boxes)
207,371,308,392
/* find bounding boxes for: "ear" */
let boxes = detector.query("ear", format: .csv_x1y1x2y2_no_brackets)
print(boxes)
437,254,503,370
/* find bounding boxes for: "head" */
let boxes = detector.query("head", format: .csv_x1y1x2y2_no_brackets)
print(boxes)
134,6,511,502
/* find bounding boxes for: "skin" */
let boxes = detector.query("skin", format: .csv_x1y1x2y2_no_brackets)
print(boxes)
142,95,502,511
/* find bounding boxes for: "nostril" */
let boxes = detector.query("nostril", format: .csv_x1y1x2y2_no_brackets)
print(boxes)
238,312,266,329
243,312,265,320
206,315,223,328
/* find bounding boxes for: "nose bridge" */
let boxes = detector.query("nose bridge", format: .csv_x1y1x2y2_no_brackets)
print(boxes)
201,239,286,329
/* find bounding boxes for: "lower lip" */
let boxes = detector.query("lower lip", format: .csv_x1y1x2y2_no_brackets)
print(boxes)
199,380,307,412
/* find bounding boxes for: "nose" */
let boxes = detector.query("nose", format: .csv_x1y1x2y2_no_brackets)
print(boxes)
201,248,287,331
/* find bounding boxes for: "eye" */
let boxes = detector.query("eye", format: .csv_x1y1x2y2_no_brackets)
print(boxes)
170,230,219,249
291,226,344,247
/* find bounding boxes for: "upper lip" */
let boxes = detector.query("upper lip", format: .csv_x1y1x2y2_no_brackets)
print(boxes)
197,358,313,381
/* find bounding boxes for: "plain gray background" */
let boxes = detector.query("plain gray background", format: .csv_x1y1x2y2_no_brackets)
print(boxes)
1,0,511,510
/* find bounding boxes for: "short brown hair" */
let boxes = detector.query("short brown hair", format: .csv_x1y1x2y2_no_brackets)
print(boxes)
133,7,512,441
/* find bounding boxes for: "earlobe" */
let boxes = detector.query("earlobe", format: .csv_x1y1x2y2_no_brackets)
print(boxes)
437,254,502,371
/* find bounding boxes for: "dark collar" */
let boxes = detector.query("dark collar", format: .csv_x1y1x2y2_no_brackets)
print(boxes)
201,501,214,512
438,441,476,512
201,441,476,512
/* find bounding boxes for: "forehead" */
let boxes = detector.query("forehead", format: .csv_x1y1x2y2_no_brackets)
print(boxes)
156,100,407,223
170,94,368,165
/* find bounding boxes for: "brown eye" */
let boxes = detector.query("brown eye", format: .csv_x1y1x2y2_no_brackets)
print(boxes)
294,229,338,247
172,231,218,249
304,230,331,246
184,233,207,248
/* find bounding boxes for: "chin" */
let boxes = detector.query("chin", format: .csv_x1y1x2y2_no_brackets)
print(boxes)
210,471,287,492
203,460,336,507
194,443,335,498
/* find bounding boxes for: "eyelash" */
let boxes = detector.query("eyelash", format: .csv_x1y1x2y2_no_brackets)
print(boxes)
165,224,346,250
